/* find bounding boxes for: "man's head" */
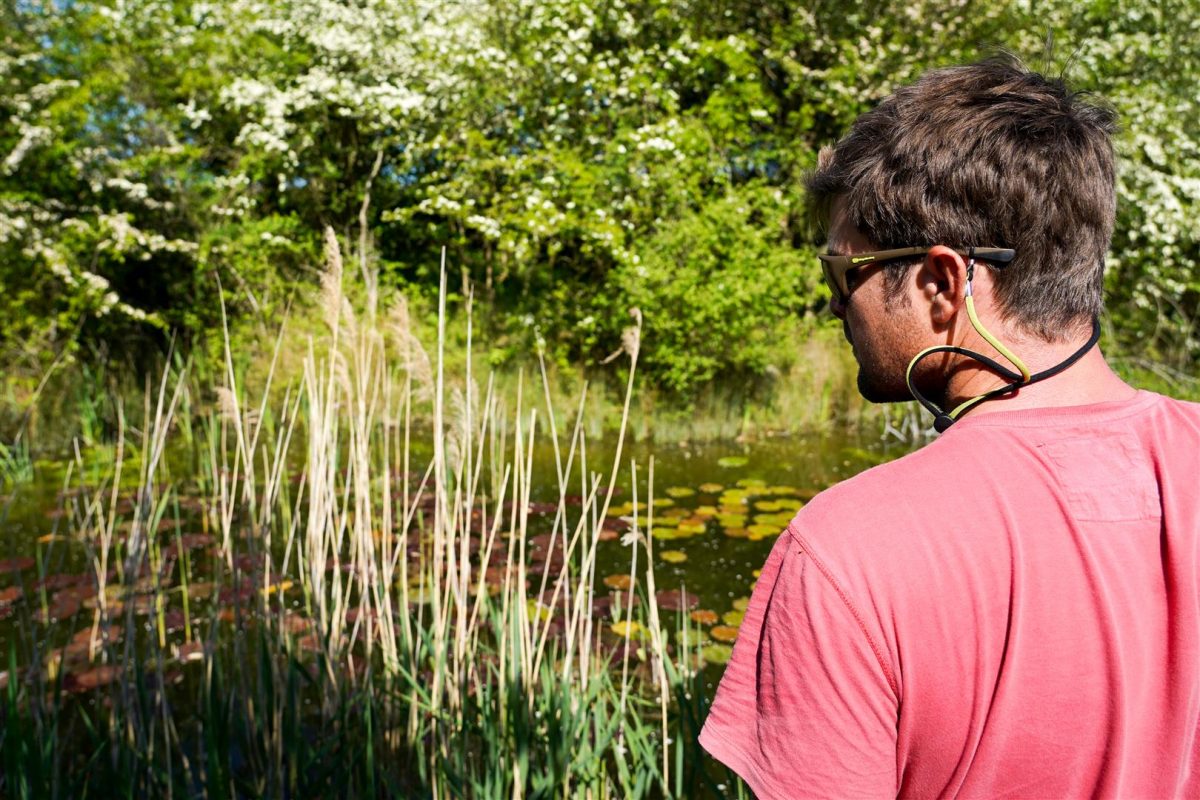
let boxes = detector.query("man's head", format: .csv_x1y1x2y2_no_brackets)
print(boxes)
806,55,1118,401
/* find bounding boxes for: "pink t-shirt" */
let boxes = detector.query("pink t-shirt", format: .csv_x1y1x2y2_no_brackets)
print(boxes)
700,391,1200,798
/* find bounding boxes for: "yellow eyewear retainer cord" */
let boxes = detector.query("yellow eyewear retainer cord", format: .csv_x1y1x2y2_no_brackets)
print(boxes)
905,255,1033,431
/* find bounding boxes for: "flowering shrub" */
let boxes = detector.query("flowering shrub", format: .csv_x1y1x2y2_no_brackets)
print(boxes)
2,0,1195,396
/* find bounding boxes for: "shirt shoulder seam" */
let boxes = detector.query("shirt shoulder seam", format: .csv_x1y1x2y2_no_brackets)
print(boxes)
785,523,900,698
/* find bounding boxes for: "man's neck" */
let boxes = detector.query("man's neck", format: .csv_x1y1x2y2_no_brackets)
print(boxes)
942,340,1138,419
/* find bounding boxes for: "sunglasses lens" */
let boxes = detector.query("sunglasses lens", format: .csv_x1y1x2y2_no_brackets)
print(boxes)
820,260,842,303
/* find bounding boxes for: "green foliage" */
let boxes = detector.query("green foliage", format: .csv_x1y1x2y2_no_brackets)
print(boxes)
611,185,813,394
2,0,1198,402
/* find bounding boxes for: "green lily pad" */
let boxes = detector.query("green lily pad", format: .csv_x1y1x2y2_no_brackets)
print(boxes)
717,456,748,468
665,487,695,498
660,550,688,564
526,599,552,622
701,643,734,665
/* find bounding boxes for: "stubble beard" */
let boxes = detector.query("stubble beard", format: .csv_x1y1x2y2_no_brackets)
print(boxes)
851,336,917,404
856,361,914,404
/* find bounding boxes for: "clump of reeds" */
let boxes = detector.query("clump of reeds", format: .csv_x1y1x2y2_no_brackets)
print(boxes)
0,231,732,798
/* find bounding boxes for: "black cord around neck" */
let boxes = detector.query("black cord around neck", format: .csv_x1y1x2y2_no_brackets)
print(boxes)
909,318,1102,432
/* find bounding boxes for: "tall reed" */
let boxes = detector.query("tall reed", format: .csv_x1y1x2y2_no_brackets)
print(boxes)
0,231,733,798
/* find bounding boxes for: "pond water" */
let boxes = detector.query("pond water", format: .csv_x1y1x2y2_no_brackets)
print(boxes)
1,429,915,677
0,427,919,795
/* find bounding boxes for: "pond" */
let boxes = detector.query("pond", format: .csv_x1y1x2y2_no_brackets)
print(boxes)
0,426,918,797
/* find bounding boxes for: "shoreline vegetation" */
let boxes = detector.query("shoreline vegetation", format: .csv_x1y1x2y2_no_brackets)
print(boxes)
4,1,1197,439
0,233,754,798
2,232,1196,797
2,3,1198,791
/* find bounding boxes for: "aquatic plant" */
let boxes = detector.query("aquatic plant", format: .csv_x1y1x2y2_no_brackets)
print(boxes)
0,235,744,798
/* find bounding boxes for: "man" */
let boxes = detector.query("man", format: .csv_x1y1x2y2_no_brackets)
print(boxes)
700,56,1200,798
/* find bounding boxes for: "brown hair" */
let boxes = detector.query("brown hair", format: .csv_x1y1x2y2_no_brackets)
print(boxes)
805,54,1117,340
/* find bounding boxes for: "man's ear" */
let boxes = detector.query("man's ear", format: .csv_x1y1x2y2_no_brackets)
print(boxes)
920,245,969,326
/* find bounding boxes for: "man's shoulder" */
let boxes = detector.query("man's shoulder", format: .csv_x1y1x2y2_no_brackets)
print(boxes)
783,427,1020,582
794,435,974,535
1147,391,1200,428
786,390,1200,572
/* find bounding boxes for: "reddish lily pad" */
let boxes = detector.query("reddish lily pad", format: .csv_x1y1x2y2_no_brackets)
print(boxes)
655,589,700,611
710,625,739,643
176,641,206,663
603,574,632,591
64,664,122,693
0,556,35,573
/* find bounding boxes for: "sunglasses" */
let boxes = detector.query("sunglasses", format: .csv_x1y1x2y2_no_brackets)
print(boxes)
818,246,1016,303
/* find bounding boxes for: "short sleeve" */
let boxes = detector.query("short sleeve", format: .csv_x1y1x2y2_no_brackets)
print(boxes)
699,530,898,799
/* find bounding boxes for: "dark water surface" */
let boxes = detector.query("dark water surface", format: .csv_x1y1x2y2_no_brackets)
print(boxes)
0,429,918,666
0,429,918,794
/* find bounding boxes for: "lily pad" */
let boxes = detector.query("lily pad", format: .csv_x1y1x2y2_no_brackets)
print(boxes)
722,609,746,626
656,589,699,611
603,574,633,591
0,557,35,573
716,456,748,468
690,609,719,626
526,599,552,622
722,527,748,539
735,478,767,490
732,596,750,611
698,483,724,494
841,447,890,466
659,550,687,564
710,625,740,643
665,487,695,498
701,643,734,665
260,580,294,597
747,523,780,538
611,620,643,638
176,641,206,663
651,527,679,540
64,664,122,693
